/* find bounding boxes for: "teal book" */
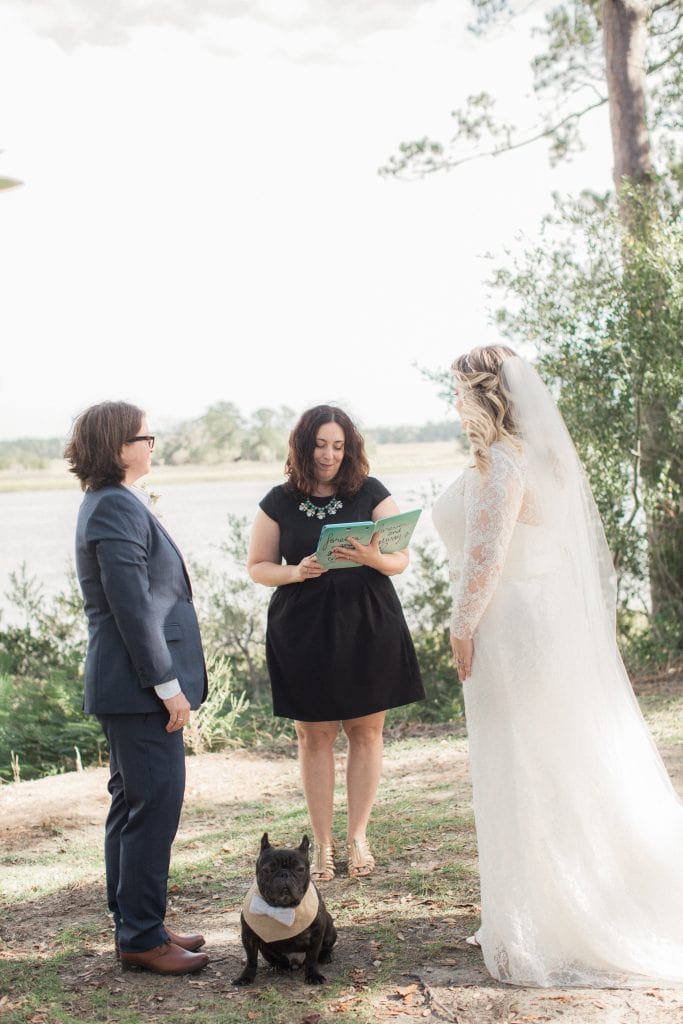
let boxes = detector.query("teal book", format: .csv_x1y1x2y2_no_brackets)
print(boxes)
315,508,422,570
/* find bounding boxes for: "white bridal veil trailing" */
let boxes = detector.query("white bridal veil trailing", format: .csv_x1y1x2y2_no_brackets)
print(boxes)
500,356,618,639
433,355,683,988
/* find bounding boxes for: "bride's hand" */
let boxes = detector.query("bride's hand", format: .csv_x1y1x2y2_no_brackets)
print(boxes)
451,635,474,680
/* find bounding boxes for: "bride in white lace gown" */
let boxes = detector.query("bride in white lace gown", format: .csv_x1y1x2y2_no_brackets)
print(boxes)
432,345,683,988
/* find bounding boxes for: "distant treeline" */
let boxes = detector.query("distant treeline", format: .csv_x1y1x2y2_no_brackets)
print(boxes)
158,403,295,465
0,406,460,470
0,438,63,470
366,420,460,444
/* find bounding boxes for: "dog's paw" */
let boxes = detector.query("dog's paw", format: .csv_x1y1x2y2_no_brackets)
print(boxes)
232,972,256,987
305,969,326,985
318,950,332,964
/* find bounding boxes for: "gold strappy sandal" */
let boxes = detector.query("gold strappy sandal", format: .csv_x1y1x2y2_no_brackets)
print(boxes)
347,837,375,878
310,842,335,882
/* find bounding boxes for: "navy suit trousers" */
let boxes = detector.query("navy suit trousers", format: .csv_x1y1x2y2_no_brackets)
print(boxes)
97,712,186,952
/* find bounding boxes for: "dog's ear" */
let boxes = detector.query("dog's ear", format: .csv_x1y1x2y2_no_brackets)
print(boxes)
260,832,271,851
299,834,310,856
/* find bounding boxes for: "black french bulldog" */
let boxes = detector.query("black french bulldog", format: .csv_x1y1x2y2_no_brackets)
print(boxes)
232,833,337,986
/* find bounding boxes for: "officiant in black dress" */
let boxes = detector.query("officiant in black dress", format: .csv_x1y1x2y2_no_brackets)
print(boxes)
247,405,424,882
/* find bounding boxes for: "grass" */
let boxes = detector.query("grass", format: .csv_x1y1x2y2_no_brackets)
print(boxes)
0,837,104,901
0,733,477,1023
635,690,683,743
1,685,681,1023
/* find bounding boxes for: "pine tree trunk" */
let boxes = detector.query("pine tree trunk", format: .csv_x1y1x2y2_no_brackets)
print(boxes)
601,0,652,189
601,0,682,641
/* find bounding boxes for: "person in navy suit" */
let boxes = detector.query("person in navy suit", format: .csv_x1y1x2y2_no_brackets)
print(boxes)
65,401,209,976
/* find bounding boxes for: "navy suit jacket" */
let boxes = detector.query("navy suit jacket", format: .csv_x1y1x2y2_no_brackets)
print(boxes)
75,485,208,715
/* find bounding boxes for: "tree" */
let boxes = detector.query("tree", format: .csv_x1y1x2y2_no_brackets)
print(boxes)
241,406,296,462
602,0,652,190
155,402,294,466
491,186,682,658
380,1,682,180
382,0,683,659
0,149,21,192
158,401,246,465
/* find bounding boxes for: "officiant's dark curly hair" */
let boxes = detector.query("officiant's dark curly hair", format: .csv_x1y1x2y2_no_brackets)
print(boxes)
65,400,144,491
285,404,369,499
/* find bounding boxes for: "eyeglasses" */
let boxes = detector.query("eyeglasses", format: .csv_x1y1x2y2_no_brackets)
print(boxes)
125,435,155,450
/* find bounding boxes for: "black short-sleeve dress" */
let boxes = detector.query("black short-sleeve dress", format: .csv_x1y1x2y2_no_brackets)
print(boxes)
259,477,425,721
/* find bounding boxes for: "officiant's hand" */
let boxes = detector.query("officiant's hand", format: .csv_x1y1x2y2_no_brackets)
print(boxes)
451,635,474,680
332,533,382,568
296,554,327,582
333,534,409,576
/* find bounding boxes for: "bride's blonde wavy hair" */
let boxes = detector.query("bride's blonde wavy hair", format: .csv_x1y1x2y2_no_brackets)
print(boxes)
452,345,521,473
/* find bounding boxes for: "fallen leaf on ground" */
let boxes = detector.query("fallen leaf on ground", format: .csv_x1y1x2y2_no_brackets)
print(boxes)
397,984,418,998
333,996,357,1010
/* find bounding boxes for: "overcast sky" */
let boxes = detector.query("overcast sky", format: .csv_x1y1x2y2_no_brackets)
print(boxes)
0,0,614,440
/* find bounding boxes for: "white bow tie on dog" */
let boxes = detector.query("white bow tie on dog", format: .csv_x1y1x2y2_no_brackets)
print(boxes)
249,891,296,927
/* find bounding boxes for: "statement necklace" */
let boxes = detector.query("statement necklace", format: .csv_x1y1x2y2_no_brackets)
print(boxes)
298,495,344,520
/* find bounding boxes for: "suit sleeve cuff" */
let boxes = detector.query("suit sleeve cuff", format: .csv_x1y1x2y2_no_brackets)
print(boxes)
154,678,182,699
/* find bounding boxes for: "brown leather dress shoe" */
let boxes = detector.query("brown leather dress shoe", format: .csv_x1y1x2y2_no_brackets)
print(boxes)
120,941,209,975
115,928,206,957
165,928,205,952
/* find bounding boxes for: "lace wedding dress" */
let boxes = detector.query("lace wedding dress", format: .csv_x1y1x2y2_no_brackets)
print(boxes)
432,358,683,988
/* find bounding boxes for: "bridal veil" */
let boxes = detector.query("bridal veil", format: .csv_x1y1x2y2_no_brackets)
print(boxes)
436,356,683,987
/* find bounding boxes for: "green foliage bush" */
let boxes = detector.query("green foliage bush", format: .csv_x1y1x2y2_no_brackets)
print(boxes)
190,514,271,705
0,506,461,780
0,671,105,781
183,652,250,754
491,183,683,667
0,566,101,782
396,537,463,722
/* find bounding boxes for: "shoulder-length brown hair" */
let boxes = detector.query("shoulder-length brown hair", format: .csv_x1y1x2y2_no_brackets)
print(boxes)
284,405,369,498
64,401,144,491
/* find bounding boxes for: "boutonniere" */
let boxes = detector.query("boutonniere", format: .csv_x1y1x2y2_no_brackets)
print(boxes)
134,483,162,518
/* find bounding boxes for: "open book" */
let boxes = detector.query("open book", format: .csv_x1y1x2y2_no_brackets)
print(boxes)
315,508,422,570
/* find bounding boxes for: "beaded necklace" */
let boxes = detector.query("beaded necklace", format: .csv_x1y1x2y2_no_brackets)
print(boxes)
298,495,343,520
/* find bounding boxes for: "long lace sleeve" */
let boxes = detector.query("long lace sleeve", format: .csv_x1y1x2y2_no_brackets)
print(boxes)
451,445,525,639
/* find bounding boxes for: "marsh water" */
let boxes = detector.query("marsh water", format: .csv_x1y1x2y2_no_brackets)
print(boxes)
0,468,457,622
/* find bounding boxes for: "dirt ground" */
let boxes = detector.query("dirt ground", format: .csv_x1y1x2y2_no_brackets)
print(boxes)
1,701,683,1023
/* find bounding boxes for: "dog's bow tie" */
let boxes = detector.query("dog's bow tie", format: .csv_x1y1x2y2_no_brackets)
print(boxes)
249,892,296,927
